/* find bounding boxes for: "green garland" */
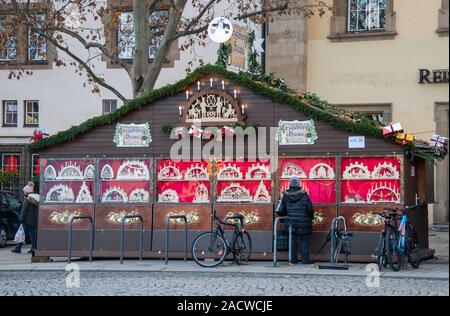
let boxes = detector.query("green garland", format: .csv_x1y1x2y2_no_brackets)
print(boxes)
28,64,439,161
215,43,232,69
247,30,262,75
0,170,16,183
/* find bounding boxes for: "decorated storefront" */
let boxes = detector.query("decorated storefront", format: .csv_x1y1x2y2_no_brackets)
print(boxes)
30,65,444,261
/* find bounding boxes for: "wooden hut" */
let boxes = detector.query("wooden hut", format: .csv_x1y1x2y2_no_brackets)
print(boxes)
31,65,436,262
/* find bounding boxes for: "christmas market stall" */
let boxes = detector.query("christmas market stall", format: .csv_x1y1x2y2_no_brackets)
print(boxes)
30,65,445,262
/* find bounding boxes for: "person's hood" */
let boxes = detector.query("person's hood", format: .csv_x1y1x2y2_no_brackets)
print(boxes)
27,194,40,205
284,187,308,202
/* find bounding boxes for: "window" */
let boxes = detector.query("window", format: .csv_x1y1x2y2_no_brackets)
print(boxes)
348,0,386,32
117,10,168,60
118,12,134,59
24,100,39,126
334,103,392,124
1,153,21,176
0,15,17,61
364,112,384,123
28,14,47,61
437,0,449,36
3,100,18,126
102,99,118,114
328,0,396,42
31,153,40,177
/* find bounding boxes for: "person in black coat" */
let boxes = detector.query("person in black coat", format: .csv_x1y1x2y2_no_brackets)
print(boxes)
277,176,314,264
11,182,38,254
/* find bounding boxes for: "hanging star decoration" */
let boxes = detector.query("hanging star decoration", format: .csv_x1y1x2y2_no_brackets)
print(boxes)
252,38,265,54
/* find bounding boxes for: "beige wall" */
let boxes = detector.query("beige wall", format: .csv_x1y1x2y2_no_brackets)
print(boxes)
306,0,449,224
266,1,308,92
307,0,449,141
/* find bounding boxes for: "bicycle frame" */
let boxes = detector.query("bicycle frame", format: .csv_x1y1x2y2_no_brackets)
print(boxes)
397,214,408,253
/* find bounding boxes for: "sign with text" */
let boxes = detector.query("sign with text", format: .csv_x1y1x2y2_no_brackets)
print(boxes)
277,120,319,145
113,123,152,147
230,23,247,69
418,69,449,84
348,136,366,149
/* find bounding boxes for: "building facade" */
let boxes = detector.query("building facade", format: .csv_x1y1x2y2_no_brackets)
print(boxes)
0,1,259,195
267,0,449,224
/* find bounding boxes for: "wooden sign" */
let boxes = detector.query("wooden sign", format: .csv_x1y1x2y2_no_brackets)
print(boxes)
277,120,318,145
113,123,152,147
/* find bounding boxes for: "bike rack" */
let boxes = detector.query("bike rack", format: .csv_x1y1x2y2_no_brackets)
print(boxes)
67,216,94,264
120,215,144,264
316,216,351,270
330,216,349,264
273,216,293,267
165,215,188,265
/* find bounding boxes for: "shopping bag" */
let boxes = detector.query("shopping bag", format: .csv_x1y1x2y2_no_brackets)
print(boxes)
14,224,26,244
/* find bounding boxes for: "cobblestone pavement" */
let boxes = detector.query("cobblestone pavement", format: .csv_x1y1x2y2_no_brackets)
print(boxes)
0,271,448,296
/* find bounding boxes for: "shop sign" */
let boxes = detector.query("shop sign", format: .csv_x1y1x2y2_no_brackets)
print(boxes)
229,23,247,69
418,69,449,84
277,120,318,145
348,136,365,149
113,123,152,147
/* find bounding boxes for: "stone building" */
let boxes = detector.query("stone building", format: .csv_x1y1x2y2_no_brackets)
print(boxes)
266,0,449,224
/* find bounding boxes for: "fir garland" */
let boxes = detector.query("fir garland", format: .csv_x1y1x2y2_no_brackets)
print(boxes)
28,64,439,161
215,43,232,69
0,170,16,183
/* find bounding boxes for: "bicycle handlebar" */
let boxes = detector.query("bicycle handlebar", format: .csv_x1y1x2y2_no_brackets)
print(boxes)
372,205,420,217
213,213,245,228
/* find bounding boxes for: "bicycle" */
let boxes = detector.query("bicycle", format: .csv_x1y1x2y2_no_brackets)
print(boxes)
191,211,252,268
373,205,421,271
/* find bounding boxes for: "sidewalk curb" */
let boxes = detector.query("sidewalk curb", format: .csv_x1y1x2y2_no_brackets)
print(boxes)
0,267,448,281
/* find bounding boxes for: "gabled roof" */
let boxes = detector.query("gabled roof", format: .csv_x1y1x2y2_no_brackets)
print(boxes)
29,64,418,155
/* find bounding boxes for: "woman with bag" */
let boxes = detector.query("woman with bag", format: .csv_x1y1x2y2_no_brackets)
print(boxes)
11,182,39,254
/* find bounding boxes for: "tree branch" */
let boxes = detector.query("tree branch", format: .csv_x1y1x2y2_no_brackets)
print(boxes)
46,34,128,103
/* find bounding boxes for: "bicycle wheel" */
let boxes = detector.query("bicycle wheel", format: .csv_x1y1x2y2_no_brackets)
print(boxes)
232,231,252,265
376,232,387,270
386,226,403,272
192,232,227,268
407,224,421,269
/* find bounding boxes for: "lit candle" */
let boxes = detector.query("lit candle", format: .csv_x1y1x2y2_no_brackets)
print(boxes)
186,91,189,100
222,80,225,90
197,81,201,91
179,106,182,117
234,89,237,99
210,78,213,88
241,104,245,114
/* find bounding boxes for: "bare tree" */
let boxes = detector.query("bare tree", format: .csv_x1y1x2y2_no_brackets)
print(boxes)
0,0,331,103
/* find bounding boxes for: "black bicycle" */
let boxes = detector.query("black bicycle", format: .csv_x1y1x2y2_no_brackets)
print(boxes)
373,205,421,271
191,211,252,268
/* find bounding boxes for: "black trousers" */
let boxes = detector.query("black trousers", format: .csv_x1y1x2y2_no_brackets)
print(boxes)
290,232,312,264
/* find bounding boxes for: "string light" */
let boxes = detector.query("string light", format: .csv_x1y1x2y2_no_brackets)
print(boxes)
222,80,225,90
234,89,237,99
185,91,189,100
210,78,213,88
197,81,201,91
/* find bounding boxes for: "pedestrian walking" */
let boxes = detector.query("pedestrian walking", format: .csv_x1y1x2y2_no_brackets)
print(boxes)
11,182,39,255
276,176,314,265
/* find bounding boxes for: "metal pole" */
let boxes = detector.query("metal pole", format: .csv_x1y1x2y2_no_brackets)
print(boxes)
88,219,93,262
330,217,336,264
68,220,73,264
139,220,144,261
120,219,125,264
165,216,170,265
184,218,188,262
